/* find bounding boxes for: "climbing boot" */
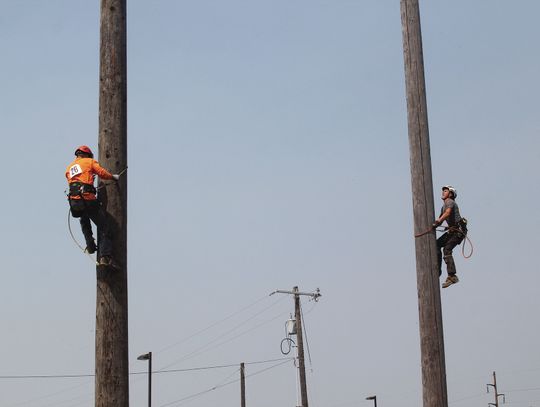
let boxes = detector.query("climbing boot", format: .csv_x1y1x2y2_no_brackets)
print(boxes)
98,256,115,269
85,240,97,255
442,275,459,288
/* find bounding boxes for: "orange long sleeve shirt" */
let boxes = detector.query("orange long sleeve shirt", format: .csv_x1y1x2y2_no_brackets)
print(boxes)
65,157,113,200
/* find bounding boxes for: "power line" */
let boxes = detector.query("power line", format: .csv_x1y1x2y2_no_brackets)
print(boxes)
34,392,92,407
158,358,293,407
447,386,540,405
0,373,94,379
0,357,293,380
168,310,289,366
152,357,294,376
2,296,289,406
215,367,241,387
300,297,314,369
4,361,292,407
448,392,487,404
502,387,540,393
156,294,272,355
3,380,92,407
158,297,287,370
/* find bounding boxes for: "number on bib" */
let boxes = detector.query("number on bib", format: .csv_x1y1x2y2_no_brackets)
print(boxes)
69,164,82,178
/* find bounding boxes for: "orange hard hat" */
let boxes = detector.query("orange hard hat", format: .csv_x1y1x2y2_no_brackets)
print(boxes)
75,145,93,158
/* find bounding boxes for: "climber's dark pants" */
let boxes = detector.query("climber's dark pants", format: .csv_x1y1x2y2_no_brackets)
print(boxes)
69,199,112,257
437,231,464,277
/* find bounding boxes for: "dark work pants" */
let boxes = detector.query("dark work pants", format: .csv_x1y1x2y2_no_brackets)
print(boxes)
437,232,464,277
69,199,112,257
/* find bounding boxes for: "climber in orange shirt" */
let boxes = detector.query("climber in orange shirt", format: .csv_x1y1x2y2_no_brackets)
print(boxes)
65,145,120,267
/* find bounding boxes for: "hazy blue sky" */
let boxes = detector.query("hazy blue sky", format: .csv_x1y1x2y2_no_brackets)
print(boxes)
1,1,539,406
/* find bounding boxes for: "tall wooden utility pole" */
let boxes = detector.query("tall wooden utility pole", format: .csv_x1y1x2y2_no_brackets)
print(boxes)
294,287,309,407
400,1,448,407
240,362,246,407
96,0,128,406
270,287,321,407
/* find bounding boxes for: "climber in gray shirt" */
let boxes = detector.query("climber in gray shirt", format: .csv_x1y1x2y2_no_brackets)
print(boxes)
433,185,467,288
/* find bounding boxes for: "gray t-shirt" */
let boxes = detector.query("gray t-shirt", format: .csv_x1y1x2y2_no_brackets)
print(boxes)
440,198,462,227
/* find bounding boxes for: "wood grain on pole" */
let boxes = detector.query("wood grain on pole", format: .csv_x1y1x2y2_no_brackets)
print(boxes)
96,0,128,406
400,1,448,406
294,286,309,407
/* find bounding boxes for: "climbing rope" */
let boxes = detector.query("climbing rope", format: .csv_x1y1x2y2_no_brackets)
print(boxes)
67,207,99,265
459,230,474,259
414,227,438,238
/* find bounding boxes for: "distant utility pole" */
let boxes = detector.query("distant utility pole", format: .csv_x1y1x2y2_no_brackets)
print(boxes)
400,1,448,407
487,371,505,407
96,0,128,406
366,395,377,407
240,362,246,407
270,287,321,407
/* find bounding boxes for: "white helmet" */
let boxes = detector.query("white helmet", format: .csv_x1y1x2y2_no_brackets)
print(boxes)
442,185,457,198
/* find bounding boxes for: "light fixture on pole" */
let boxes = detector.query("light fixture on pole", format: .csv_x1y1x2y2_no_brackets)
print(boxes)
366,395,377,407
137,352,152,407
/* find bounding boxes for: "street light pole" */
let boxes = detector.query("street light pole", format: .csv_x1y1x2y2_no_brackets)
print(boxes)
137,352,152,407
366,395,377,407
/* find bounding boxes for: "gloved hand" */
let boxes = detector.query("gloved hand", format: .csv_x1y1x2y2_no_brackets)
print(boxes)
432,220,441,229
112,174,120,181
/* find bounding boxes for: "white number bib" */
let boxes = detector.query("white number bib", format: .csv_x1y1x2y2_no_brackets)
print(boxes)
69,164,82,179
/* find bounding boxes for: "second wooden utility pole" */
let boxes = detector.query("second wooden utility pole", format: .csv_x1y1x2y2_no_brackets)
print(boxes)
400,1,448,407
270,287,321,407
487,371,505,407
95,0,129,406
294,287,309,407
240,362,246,407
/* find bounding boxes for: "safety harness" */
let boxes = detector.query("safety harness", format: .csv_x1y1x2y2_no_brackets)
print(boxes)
68,182,96,197
455,218,468,235
415,218,473,259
